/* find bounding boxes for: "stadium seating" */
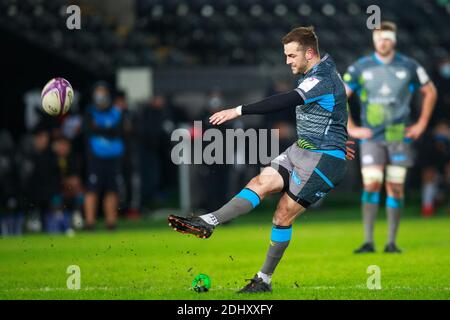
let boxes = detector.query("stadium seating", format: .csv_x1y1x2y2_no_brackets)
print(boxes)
0,0,449,74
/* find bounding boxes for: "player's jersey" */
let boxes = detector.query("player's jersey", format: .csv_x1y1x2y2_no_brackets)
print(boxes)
294,53,348,156
344,52,430,142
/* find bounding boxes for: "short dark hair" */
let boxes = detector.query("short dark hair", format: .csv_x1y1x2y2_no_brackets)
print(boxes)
374,21,397,32
282,26,319,54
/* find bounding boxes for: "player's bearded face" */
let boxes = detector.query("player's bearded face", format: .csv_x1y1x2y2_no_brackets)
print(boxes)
373,31,396,56
284,42,308,75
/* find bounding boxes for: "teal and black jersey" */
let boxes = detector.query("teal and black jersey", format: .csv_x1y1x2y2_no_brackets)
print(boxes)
344,52,430,142
294,54,348,156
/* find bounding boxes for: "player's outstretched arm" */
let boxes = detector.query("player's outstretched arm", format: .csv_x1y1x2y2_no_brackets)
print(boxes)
209,108,240,125
209,90,303,125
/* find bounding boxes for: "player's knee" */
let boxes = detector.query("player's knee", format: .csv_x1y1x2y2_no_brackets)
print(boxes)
247,175,263,190
364,183,382,193
273,207,291,226
386,182,404,198
386,165,407,184
385,166,406,198
361,167,383,192
248,174,272,194
273,200,302,226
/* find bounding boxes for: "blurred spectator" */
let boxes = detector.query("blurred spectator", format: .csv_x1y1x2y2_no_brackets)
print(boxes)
52,136,84,230
83,82,125,230
136,94,174,210
23,89,45,132
418,120,450,216
60,92,83,162
0,130,23,236
113,90,141,219
20,125,61,233
198,90,232,211
113,90,129,114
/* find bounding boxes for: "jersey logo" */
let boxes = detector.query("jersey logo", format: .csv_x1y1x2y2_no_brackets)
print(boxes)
362,155,374,165
379,83,392,96
298,77,320,92
315,191,326,198
392,153,407,162
292,170,302,186
395,70,407,79
416,66,429,85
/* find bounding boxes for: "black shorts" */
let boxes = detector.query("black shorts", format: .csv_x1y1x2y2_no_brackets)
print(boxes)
270,143,347,208
86,157,123,193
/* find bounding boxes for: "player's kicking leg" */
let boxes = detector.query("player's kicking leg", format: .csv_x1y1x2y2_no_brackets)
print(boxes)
168,166,284,238
238,147,347,293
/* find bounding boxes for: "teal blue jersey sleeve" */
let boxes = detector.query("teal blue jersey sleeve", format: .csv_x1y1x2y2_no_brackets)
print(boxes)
295,75,335,112
343,62,362,92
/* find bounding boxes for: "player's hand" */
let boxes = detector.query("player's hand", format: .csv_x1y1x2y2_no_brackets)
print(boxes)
345,140,356,161
209,108,240,125
405,121,427,140
348,126,373,140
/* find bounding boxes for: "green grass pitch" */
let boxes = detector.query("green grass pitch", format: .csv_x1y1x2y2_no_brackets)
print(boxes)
1,199,449,300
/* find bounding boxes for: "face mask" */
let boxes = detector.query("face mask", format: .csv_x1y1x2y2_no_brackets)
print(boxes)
94,92,111,108
439,64,450,79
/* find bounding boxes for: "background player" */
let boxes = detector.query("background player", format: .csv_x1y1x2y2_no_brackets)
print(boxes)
169,26,353,293
344,21,437,253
